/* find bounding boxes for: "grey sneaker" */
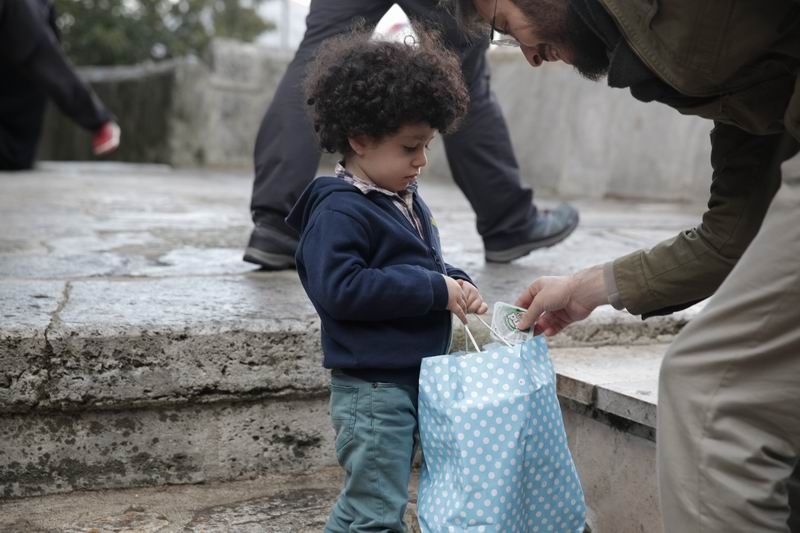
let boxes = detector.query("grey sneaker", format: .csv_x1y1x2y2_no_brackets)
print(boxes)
243,223,298,270
484,203,579,263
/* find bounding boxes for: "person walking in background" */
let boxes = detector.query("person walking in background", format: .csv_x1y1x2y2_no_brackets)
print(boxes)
286,28,488,531
0,0,120,171
244,0,579,271
447,0,800,531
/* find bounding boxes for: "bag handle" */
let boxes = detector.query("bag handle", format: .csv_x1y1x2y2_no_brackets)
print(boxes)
463,322,481,352
475,314,514,347
461,314,514,353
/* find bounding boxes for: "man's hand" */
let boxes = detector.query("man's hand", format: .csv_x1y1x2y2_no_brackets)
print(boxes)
445,275,468,324
458,280,489,315
514,265,608,336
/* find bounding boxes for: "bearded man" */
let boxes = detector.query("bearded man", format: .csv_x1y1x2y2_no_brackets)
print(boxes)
449,0,800,531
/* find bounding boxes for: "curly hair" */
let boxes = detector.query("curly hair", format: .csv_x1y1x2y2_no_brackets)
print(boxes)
303,27,470,154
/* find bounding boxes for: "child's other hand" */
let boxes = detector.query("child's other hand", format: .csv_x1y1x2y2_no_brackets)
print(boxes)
458,280,489,315
444,276,468,324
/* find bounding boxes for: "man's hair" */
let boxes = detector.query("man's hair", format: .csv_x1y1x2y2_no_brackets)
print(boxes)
304,26,470,154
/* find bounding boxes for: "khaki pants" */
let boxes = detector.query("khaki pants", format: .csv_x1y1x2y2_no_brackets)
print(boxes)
658,178,800,532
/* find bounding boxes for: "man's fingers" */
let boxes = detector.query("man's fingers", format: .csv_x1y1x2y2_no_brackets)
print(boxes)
537,311,569,337
515,281,544,330
514,282,538,309
532,312,553,336
518,296,544,331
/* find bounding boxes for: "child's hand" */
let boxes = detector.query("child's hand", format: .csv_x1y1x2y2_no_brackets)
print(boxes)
458,280,489,315
444,276,468,324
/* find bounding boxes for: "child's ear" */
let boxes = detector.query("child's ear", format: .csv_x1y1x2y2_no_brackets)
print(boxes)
348,135,369,156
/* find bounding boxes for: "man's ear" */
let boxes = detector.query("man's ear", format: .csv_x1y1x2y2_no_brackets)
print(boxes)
348,135,369,156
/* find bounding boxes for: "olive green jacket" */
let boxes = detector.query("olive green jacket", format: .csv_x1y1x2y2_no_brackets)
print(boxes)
599,0,800,316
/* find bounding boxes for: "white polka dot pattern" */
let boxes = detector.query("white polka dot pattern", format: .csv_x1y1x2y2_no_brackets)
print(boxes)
418,337,586,532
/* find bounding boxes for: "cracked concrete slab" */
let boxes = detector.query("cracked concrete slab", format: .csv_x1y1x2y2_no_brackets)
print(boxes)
0,281,65,411
37,275,320,410
0,281,65,334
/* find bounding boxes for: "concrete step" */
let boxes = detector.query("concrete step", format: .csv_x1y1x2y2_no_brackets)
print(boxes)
554,344,664,533
0,341,663,532
1,164,685,531
0,465,421,532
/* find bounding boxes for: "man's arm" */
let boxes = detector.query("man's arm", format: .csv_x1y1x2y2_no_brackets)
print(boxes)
614,123,784,316
517,123,787,332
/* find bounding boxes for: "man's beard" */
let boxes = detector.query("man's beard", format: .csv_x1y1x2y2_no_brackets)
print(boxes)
561,4,610,80
519,1,610,81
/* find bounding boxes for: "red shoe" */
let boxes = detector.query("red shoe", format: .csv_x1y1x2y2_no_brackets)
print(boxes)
93,121,121,155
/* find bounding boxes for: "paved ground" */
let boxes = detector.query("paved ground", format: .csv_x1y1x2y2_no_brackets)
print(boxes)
0,161,702,324
0,162,706,531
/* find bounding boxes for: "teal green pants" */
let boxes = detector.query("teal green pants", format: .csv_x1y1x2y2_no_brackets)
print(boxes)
325,371,419,533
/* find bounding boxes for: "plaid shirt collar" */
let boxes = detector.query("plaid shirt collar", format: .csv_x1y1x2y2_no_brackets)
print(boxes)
334,161,418,200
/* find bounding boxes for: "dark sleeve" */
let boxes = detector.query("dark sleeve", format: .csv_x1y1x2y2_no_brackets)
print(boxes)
613,122,786,316
2,0,113,131
299,209,450,321
444,263,474,286
0,0,48,64
44,0,59,40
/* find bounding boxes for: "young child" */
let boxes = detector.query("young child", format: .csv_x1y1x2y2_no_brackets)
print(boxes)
285,29,489,532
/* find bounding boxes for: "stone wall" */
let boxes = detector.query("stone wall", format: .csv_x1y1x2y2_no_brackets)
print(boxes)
37,41,294,169
38,40,713,202
38,61,179,164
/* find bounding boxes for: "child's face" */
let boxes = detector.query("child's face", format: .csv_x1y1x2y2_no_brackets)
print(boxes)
348,123,436,193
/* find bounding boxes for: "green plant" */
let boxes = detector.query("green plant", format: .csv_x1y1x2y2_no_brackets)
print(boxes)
54,0,274,66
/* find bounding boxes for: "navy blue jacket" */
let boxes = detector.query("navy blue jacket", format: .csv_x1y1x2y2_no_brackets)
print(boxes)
286,177,473,385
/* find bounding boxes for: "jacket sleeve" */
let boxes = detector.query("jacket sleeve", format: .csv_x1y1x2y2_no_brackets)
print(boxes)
299,208,449,321
0,0,48,64
444,263,474,286
612,122,785,316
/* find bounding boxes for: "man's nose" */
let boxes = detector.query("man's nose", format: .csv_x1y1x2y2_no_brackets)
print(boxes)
521,45,543,67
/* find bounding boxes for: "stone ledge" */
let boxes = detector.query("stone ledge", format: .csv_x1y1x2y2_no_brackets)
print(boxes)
2,273,680,413
552,344,665,430
0,275,320,413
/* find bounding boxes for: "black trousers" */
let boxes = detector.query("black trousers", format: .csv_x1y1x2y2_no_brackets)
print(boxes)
0,0,110,170
251,0,537,242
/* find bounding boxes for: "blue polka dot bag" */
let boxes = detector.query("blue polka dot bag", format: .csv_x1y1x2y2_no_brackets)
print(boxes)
418,323,586,532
